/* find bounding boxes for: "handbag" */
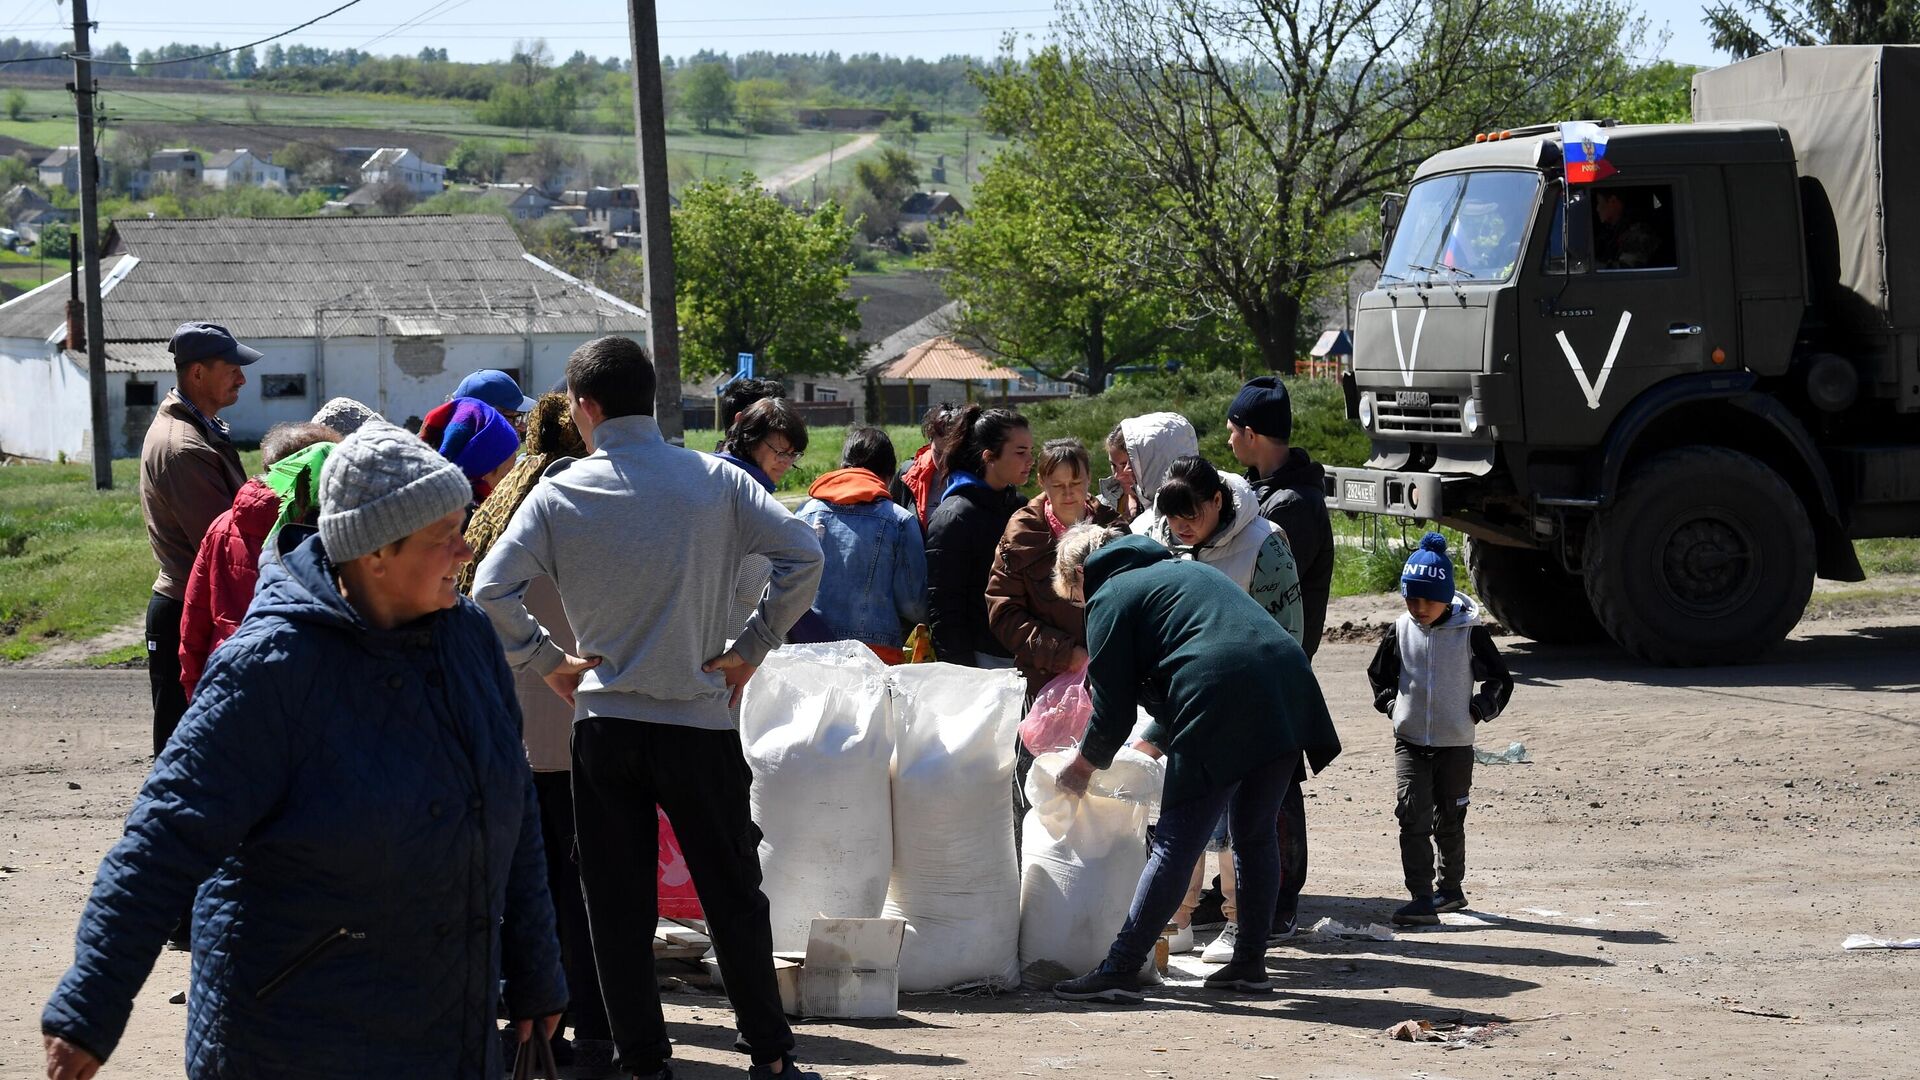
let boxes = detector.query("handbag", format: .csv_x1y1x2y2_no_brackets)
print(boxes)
510,1030,561,1080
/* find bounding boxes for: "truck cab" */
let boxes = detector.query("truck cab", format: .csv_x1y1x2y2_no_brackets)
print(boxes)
1325,46,1920,665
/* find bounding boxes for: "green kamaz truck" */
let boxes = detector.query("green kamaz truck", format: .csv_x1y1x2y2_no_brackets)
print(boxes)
1325,45,1920,665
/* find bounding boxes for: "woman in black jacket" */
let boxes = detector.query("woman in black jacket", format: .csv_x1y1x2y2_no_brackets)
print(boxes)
924,404,1032,666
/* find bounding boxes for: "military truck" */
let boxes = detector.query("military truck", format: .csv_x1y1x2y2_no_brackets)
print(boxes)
1324,45,1920,665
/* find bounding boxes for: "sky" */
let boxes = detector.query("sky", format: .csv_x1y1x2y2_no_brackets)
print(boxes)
0,0,1730,69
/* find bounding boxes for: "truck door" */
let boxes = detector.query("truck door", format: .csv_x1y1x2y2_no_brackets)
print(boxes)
1516,170,1734,447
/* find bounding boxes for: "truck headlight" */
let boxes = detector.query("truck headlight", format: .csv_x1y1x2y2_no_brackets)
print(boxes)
1358,393,1374,430
1462,397,1481,435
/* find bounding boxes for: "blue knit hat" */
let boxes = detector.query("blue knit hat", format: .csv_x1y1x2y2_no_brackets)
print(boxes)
1400,532,1455,604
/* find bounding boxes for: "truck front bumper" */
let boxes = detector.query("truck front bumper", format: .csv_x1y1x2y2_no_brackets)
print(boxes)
1323,466,1449,519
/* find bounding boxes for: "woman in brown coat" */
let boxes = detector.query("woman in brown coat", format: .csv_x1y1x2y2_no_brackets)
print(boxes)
986,437,1116,697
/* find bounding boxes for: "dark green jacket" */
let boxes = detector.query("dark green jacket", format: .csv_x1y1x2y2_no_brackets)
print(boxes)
1080,536,1341,805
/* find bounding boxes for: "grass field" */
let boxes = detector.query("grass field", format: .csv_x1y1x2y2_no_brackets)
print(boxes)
0,80,990,200
0,452,256,661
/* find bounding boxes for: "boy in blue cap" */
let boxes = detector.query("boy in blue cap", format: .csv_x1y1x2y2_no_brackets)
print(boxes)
1366,532,1514,926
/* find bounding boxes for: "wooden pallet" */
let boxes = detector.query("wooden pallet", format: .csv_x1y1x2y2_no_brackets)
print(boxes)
653,918,711,960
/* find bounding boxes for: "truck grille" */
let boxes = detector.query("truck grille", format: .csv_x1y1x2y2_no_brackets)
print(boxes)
1375,393,1463,436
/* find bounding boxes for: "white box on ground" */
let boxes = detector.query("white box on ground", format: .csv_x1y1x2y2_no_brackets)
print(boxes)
773,917,907,1019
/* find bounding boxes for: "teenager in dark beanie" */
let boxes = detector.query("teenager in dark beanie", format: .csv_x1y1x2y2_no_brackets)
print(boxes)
1223,374,1337,938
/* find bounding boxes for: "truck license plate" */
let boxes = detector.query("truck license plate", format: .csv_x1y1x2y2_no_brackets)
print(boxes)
1343,479,1377,505
1395,391,1431,408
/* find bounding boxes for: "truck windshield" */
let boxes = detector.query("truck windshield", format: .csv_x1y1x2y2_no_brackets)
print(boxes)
1383,171,1540,285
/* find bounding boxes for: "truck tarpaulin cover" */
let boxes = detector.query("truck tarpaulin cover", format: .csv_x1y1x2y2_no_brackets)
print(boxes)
1693,45,1920,333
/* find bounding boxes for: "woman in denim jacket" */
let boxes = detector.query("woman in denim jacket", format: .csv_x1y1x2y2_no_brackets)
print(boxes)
796,427,928,662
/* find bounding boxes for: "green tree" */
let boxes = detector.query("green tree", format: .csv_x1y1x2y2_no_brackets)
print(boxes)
1596,61,1696,125
1052,0,1647,372
1703,0,1919,58
447,139,507,182
849,147,919,240
736,77,787,132
674,176,862,378
233,45,258,78
935,51,1188,394
681,63,736,133
4,89,25,121
36,221,71,260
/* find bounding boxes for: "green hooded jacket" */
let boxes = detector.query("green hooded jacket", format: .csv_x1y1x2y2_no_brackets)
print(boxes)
1080,535,1341,805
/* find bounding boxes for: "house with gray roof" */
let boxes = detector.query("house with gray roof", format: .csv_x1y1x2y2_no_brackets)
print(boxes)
203,149,286,191
36,146,80,194
0,214,647,461
360,147,447,199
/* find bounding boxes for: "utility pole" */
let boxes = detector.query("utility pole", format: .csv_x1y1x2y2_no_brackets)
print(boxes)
625,0,683,439
71,0,111,488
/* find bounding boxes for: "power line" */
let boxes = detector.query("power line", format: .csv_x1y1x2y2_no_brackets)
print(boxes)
78,9,1052,29
357,0,478,53
82,0,371,67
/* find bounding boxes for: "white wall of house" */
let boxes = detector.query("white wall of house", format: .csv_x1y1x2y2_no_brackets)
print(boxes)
0,342,105,461
206,158,287,191
0,330,640,460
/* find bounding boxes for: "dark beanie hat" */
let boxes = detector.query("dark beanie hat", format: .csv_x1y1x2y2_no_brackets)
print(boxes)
1400,531,1456,604
1228,376,1292,441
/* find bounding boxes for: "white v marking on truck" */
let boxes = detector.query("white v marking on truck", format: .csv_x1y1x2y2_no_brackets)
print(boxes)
1390,308,1427,387
1555,310,1632,410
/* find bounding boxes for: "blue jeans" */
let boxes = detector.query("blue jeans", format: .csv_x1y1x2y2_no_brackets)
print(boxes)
1099,753,1294,973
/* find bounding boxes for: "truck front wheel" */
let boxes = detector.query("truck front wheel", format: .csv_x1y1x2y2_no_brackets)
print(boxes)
1583,446,1815,666
1465,538,1604,644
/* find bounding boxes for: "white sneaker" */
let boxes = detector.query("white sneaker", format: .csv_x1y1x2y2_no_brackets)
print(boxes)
1163,924,1195,955
1200,924,1238,964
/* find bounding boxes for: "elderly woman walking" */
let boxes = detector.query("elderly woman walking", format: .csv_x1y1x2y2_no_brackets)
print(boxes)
1046,525,1340,1002
42,422,566,1080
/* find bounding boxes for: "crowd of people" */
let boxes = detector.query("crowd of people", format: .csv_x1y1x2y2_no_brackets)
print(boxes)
39,321,1514,1080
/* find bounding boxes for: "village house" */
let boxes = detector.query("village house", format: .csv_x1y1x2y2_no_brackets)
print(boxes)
359,147,447,198
1,185,71,242
0,214,648,462
899,191,965,226
35,147,80,194
561,186,640,234
475,182,560,221
202,149,287,191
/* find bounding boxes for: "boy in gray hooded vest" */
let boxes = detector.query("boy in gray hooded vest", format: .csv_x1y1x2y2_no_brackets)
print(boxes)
1366,533,1513,926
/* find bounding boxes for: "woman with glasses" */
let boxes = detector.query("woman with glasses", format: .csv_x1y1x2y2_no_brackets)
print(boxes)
717,397,832,651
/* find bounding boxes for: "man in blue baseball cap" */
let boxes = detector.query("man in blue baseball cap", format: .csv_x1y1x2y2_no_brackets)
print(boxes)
452,369,537,422
139,321,260,948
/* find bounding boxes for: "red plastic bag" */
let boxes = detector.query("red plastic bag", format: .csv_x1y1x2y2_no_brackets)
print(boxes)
657,807,704,920
1020,671,1093,755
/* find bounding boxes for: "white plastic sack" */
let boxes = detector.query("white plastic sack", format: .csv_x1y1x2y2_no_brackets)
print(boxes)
741,642,895,953
883,662,1026,992
1017,748,1164,987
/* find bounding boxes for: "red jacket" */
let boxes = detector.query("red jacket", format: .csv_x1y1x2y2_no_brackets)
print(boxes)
178,478,279,700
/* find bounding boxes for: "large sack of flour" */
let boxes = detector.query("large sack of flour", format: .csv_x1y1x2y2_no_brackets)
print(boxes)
1017,748,1164,986
883,662,1025,992
741,642,895,952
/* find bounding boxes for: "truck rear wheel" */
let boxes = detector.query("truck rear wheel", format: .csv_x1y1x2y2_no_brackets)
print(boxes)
1583,446,1815,666
1464,538,1604,644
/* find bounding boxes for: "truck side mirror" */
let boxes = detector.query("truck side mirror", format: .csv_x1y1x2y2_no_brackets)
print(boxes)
1380,193,1404,255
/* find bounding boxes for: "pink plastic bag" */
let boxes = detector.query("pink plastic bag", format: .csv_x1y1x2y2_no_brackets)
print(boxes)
1020,671,1092,754
657,807,705,920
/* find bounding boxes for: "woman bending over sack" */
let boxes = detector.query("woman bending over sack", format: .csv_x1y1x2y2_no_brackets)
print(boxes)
1046,524,1340,1001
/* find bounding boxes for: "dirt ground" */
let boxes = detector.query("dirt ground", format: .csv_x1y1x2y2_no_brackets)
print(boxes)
1,606,1916,1080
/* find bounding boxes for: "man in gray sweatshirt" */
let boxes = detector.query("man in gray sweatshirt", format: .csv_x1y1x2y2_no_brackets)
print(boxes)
472,336,824,1080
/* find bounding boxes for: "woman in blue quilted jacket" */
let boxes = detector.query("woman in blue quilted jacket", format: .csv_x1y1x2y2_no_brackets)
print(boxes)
42,422,567,1080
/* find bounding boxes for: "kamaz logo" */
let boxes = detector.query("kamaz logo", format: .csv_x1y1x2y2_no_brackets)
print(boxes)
1395,391,1431,408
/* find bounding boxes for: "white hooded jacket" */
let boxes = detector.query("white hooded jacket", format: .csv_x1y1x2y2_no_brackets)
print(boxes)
1118,412,1199,511
1138,470,1305,644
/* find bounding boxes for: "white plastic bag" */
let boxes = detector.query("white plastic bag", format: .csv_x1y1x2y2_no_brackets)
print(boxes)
1017,748,1164,987
741,642,895,952
882,662,1025,992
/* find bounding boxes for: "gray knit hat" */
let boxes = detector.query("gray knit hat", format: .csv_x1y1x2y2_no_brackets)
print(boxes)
311,396,383,437
318,421,473,562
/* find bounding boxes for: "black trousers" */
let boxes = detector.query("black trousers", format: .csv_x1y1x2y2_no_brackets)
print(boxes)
145,592,188,757
571,719,793,1073
533,770,610,1041
1394,740,1475,896
1274,756,1309,921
